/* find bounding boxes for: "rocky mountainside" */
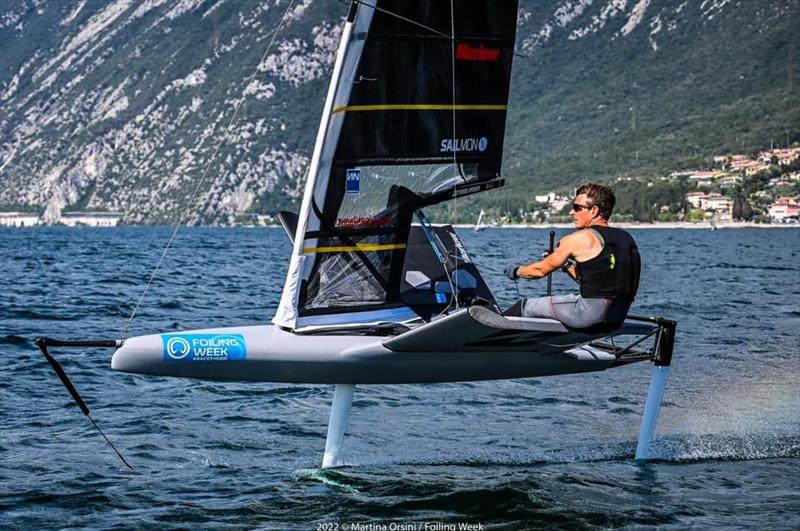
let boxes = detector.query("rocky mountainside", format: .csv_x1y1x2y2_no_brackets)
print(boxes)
1,0,798,224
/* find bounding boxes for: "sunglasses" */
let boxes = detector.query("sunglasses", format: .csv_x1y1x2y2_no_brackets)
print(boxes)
572,202,594,212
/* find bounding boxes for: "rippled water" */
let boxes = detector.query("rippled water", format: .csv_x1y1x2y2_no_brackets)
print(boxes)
2,227,798,529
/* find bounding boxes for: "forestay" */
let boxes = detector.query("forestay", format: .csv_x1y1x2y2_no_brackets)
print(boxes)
274,1,519,330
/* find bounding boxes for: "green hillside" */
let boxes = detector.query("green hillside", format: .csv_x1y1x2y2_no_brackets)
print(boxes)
496,1,799,212
0,0,797,224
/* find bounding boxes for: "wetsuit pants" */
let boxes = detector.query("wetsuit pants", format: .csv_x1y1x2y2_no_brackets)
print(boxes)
523,293,612,329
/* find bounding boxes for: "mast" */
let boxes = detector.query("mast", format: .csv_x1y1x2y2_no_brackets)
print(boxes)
274,2,374,328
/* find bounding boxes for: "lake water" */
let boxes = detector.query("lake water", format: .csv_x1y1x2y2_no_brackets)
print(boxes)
1,227,798,529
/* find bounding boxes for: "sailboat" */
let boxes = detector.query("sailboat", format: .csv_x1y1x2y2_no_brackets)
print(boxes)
38,0,676,469
474,209,486,232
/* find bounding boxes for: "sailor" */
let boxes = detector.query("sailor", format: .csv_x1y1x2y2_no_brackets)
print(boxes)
504,182,640,330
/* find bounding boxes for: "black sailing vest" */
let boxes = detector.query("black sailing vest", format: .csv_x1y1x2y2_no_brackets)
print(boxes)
575,226,640,303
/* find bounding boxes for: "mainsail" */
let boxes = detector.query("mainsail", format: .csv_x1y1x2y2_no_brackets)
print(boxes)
274,1,520,329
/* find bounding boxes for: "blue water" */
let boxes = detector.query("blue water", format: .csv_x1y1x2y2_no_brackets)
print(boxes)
2,227,799,529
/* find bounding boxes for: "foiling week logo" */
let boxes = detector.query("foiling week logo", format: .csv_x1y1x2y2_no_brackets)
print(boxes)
162,333,247,362
166,337,191,359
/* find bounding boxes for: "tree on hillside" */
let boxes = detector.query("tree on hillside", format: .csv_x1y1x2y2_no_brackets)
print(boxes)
732,190,754,221
613,178,691,222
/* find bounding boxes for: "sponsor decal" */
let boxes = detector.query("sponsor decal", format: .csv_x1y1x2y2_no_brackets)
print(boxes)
455,42,500,62
440,137,489,153
336,216,391,229
346,169,361,194
454,185,482,197
448,232,471,261
162,333,247,362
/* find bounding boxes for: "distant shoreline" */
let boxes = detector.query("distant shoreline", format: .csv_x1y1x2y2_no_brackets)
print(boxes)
465,221,800,229
3,222,799,229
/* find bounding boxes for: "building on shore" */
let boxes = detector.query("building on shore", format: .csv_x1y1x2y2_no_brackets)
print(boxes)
686,192,706,209
0,212,41,227
687,170,727,187
758,147,800,165
701,194,734,219
60,212,122,227
685,193,734,218
768,196,800,222
534,192,556,203
717,174,743,188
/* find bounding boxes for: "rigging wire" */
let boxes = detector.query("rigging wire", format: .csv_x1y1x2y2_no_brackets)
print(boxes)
121,0,297,340
345,0,450,40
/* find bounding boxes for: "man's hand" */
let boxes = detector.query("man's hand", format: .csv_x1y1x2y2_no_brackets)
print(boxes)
504,262,519,280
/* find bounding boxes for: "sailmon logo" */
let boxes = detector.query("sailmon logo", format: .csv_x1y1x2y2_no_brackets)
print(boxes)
455,43,500,62
440,137,489,153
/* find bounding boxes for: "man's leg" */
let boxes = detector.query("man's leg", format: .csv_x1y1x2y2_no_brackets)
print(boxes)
522,294,567,320
523,294,610,328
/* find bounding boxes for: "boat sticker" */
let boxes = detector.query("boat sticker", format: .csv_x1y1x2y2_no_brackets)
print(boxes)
345,169,360,194
336,216,390,229
162,333,247,362
440,137,488,153
455,42,500,62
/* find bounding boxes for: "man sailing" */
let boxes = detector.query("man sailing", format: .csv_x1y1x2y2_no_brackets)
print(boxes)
504,182,640,330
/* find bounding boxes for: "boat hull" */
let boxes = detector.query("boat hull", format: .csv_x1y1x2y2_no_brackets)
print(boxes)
110,308,648,384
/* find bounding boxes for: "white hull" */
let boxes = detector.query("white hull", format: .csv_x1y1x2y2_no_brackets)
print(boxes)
111,307,654,384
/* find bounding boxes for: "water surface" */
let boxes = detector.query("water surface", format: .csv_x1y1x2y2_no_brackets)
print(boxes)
1,227,798,529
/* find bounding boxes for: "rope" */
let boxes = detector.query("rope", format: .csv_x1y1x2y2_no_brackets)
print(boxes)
121,0,297,340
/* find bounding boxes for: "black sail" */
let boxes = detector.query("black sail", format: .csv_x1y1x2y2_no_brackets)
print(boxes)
335,1,517,167
278,0,519,327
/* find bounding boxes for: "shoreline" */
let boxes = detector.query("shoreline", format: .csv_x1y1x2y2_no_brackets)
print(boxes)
456,221,800,229
3,222,799,229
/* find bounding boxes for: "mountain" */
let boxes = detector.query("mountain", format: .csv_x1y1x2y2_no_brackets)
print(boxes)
1,0,798,224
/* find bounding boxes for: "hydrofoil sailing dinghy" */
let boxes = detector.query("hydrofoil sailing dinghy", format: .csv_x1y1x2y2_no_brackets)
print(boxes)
38,0,676,469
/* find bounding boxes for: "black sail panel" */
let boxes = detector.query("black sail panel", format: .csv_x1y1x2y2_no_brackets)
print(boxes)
335,0,517,169
297,0,519,321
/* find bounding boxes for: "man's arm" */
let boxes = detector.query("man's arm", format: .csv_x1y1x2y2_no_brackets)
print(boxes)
516,235,577,279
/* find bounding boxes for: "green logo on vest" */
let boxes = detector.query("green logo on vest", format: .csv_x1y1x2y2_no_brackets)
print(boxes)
609,253,616,270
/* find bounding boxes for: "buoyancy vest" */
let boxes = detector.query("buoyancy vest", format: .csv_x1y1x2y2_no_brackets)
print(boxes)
575,226,640,303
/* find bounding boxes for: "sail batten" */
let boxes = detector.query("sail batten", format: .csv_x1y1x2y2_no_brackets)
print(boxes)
303,243,407,254
332,104,508,114
274,1,519,330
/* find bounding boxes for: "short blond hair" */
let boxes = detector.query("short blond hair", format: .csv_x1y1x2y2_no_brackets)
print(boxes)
576,182,615,219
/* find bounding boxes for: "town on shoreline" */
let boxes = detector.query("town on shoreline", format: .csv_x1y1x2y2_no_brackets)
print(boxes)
2,146,798,228
492,146,800,228
2,219,798,230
